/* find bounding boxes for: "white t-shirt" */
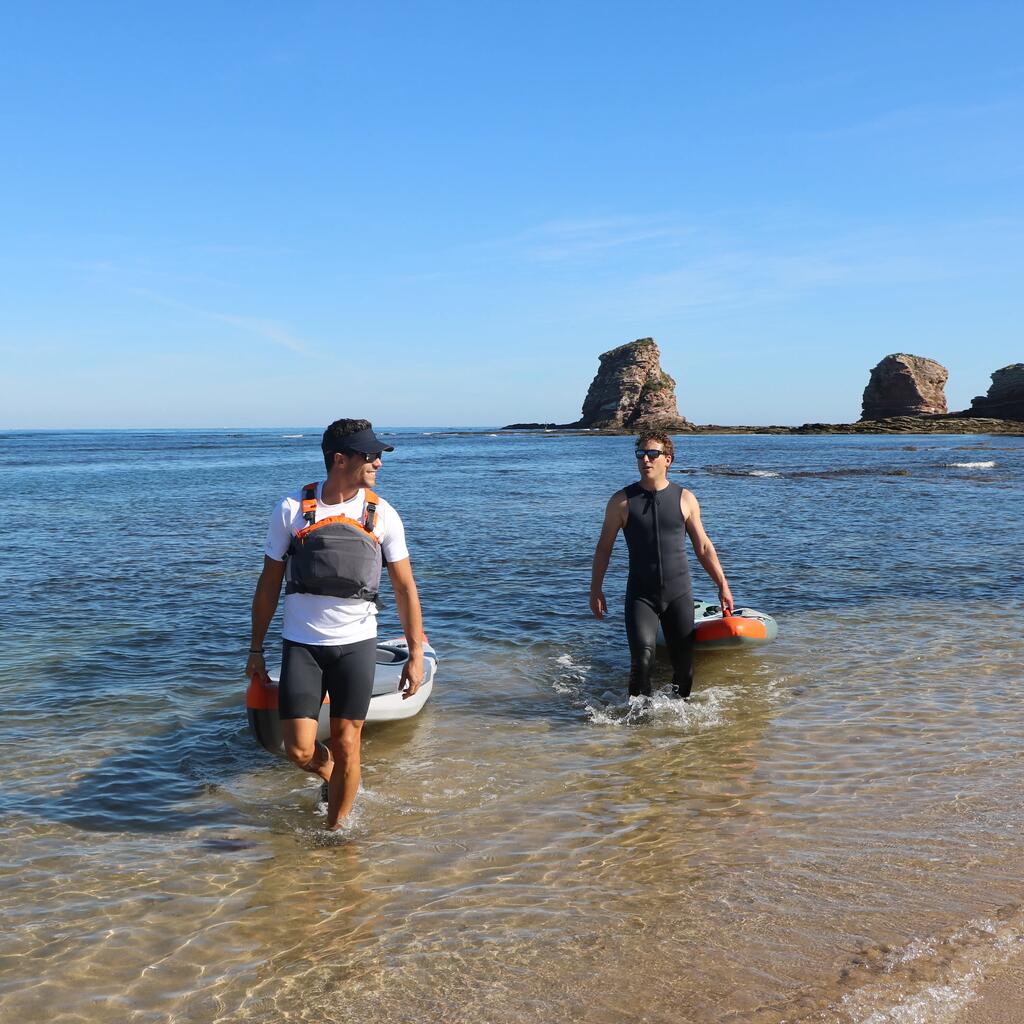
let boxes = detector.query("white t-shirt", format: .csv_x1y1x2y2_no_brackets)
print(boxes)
264,483,410,646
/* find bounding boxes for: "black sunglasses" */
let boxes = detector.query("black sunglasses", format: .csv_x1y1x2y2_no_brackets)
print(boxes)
635,448,666,460
338,449,383,463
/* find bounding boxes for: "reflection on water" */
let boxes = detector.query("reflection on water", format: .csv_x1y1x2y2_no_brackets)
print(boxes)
0,430,1022,1022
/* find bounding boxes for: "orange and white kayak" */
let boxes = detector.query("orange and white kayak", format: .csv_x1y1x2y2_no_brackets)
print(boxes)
246,637,438,758
660,601,778,649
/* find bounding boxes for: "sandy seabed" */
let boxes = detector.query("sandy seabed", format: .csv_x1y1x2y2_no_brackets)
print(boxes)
949,949,1024,1024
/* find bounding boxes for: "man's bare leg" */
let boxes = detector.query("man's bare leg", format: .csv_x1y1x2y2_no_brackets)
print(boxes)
326,717,364,829
282,718,333,781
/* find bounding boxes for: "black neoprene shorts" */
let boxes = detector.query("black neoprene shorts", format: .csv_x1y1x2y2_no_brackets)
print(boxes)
624,591,695,698
278,637,377,721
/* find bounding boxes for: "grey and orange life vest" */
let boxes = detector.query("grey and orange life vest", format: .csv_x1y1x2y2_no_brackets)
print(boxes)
284,482,383,602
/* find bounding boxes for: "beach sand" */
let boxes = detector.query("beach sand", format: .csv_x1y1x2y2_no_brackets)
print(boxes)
949,949,1024,1024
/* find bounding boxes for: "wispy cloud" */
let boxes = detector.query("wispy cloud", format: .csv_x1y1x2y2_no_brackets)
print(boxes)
526,216,1024,323
594,248,855,321
813,96,1023,140
475,215,696,264
132,287,313,354
189,242,301,257
204,311,310,353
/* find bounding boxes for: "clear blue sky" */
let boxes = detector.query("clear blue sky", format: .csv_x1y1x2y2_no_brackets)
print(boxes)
2,2,1021,427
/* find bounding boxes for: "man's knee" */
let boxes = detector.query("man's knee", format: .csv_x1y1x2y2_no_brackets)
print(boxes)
285,739,331,772
331,725,363,761
630,644,656,675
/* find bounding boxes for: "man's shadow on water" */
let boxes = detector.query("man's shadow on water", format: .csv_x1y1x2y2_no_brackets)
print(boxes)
31,688,438,837
20,697,269,835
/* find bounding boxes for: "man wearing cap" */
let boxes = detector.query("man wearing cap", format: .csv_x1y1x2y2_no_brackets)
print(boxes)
246,417,424,830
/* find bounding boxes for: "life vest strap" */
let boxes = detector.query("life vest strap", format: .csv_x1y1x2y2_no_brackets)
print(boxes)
301,482,318,526
363,488,379,532
301,484,378,530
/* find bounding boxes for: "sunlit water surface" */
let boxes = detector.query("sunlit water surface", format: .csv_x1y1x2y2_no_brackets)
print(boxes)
1,429,1022,1023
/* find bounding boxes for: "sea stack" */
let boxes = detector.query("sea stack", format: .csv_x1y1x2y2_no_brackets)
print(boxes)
861,354,949,420
968,364,1024,421
574,338,690,430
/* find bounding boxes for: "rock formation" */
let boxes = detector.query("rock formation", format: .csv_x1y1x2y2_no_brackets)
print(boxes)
861,354,948,420
968,364,1024,421
573,338,690,430
500,342,1024,435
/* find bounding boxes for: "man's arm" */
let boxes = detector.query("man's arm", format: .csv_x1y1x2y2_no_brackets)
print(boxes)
681,491,734,613
247,556,286,682
386,557,425,698
590,492,627,619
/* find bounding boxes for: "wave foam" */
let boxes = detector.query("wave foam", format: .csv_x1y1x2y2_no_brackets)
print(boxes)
585,686,735,729
552,651,590,695
944,461,996,469
700,465,911,480
769,905,1024,1024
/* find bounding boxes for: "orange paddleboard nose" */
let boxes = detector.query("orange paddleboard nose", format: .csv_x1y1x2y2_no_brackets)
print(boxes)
695,616,768,645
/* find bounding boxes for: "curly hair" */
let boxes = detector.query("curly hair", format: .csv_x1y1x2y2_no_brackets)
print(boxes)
635,429,674,462
321,418,373,470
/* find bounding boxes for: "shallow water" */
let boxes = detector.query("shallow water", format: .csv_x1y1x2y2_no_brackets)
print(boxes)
0,429,1022,1023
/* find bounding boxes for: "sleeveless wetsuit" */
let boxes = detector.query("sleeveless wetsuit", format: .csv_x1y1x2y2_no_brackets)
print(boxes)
622,481,695,698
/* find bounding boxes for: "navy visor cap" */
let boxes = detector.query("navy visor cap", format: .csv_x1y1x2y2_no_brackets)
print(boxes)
329,427,395,456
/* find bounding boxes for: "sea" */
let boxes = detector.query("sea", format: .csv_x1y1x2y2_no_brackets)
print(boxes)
1,428,1022,1024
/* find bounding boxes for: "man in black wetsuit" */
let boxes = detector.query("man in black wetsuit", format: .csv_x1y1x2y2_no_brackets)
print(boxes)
590,431,734,700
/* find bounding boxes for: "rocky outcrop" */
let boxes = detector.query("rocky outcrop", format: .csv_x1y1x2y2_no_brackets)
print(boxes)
498,416,1024,436
861,354,949,420
967,364,1024,421
573,338,690,430
789,416,1022,434
500,342,1024,435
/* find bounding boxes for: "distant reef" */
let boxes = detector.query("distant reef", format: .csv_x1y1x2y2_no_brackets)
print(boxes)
696,416,1024,435
503,417,1023,436
503,341,1024,435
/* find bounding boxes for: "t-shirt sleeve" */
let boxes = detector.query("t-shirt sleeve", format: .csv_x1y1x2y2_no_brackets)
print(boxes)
264,497,295,561
379,502,410,564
